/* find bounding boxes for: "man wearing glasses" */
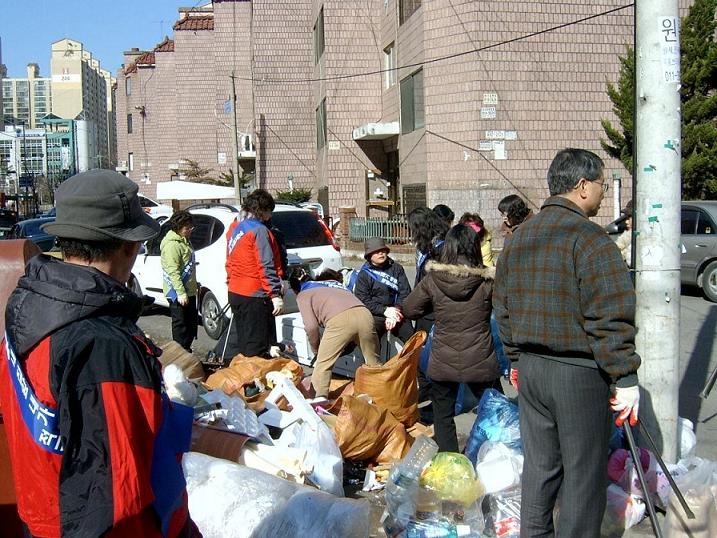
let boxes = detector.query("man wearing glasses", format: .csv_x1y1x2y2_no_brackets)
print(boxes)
494,148,640,537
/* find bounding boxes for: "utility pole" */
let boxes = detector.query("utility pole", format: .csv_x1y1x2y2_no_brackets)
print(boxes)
230,71,243,205
634,0,681,462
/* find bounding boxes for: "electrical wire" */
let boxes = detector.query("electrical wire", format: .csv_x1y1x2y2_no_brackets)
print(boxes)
237,3,634,84
426,129,540,211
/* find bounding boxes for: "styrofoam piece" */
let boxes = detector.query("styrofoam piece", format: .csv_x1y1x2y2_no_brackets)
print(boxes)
239,443,308,484
275,313,313,366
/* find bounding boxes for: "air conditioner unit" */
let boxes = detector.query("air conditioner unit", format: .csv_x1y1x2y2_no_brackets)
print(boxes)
241,134,255,152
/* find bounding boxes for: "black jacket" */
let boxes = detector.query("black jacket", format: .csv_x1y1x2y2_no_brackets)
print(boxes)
353,258,412,317
403,260,499,383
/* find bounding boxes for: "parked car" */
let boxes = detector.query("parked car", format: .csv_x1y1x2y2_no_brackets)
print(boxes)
130,203,343,338
5,217,57,251
0,208,19,239
681,201,717,302
138,195,173,222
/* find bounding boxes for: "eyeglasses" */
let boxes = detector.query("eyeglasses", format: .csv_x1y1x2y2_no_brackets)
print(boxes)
595,181,610,193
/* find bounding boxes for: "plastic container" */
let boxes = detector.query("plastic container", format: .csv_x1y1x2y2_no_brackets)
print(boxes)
384,435,439,532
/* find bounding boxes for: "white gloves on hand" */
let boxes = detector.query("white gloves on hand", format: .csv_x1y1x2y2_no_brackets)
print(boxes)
271,296,284,316
610,386,640,427
384,306,403,331
269,345,282,358
177,295,189,306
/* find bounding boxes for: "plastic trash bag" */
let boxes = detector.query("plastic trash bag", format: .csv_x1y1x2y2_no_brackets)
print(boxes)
289,419,345,496
420,453,484,506
678,417,697,460
601,483,646,536
464,389,521,465
183,452,368,538
664,457,717,538
475,442,523,494
483,488,521,538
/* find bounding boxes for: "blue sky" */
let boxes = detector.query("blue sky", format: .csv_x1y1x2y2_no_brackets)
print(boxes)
0,0,198,77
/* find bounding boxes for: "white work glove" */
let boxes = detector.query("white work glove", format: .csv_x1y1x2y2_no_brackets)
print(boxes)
384,306,403,322
269,345,282,358
271,296,284,316
177,294,189,306
610,386,640,427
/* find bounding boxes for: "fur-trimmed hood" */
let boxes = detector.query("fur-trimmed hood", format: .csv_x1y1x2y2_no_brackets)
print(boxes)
425,260,494,302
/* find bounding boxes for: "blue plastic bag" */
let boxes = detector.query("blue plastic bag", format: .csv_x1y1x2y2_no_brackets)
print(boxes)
490,312,510,378
464,389,521,465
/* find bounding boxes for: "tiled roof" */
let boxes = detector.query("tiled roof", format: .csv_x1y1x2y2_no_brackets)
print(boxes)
136,52,155,66
154,37,174,53
124,63,137,74
173,15,214,31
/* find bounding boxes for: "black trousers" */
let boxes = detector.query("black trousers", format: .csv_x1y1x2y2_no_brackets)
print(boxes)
415,316,435,424
168,297,198,352
373,316,415,362
430,377,503,452
518,355,611,538
228,293,276,357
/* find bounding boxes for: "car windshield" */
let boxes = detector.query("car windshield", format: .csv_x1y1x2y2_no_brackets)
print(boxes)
271,211,330,249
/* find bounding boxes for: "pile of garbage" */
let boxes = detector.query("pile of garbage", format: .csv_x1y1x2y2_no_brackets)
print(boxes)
158,332,428,537
160,336,716,537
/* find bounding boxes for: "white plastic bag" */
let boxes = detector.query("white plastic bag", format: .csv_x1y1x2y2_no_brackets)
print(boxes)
664,457,717,538
289,419,345,496
476,442,523,494
601,483,646,536
182,452,368,538
678,417,697,460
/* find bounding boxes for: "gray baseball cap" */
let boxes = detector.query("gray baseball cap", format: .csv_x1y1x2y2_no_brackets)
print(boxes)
42,170,160,242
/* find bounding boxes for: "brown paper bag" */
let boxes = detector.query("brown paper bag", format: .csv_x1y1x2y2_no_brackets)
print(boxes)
204,355,304,411
159,341,205,382
353,330,427,426
327,395,412,463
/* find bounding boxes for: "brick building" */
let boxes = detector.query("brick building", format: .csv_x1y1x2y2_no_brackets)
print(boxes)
115,1,689,236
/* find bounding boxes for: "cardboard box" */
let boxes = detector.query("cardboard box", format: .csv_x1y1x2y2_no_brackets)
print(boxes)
190,423,250,462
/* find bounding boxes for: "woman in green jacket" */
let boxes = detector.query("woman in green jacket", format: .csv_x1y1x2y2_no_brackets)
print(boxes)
160,210,198,352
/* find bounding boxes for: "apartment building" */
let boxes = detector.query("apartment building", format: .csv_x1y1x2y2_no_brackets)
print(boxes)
117,1,692,233
2,64,52,129
50,38,115,170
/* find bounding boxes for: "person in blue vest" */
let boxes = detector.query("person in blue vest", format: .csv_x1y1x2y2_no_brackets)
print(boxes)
290,268,379,398
353,237,413,353
161,210,197,352
0,170,197,537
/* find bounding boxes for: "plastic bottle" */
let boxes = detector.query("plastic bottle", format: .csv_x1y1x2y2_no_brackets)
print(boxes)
384,435,439,534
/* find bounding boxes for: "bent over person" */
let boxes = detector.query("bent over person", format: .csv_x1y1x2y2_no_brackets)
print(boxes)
0,170,198,537
494,148,640,537
161,210,198,352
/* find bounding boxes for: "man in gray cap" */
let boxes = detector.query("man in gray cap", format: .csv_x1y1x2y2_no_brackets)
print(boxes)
0,170,199,537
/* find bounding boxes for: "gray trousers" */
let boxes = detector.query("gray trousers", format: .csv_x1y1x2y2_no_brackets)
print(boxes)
518,355,611,538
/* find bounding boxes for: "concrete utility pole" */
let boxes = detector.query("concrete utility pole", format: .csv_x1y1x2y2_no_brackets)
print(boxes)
634,0,682,462
230,71,243,205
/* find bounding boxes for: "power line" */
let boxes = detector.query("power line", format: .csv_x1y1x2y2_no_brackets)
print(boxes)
425,129,540,211
240,3,634,84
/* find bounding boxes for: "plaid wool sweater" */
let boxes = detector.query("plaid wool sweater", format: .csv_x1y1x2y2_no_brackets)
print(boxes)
494,196,640,387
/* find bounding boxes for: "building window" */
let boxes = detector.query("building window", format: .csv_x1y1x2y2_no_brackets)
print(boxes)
400,69,424,134
128,152,134,171
384,43,397,88
316,98,327,150
127,113,133,134
399,0,422,25
314,7,325,64
125,76,132,96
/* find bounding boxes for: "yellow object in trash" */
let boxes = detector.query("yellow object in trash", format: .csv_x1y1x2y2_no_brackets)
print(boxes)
420,452,485,506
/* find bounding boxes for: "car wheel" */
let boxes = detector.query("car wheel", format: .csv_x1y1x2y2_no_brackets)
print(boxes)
702,261,717,302
202,291,228,340
156,216,168,224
